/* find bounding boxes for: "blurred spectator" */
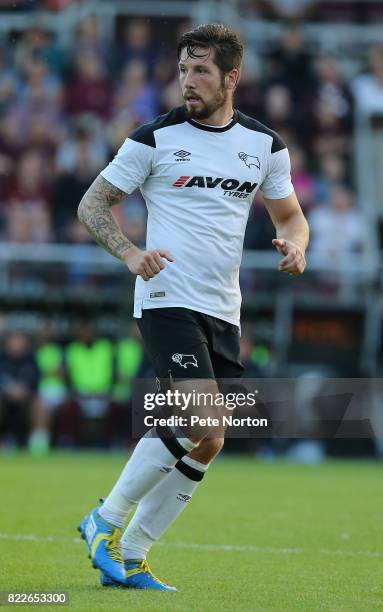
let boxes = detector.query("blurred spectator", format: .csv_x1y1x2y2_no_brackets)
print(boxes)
240,331,273,377
262,84,303,138
290,145,315,210
266,23,313,105
36,321,67,413
112,59,160,125
0,44,19,115
5,57,63,151
66,52,111,119
18,56,62,109
0,0,38,9
244,197,275,251
55,122,107,175
3,149,52,243
29,321,67,454
0,112,25,162
44,0,74,11
158,19,191,111
106,110,141,153
238,0,318,20
160,70,184,112
13,25,67,76
114,322,144,403
65,320,115,416
308,184,367,260
313,153,347,204
234,57,262,119
64,321,116,446
312,99,350,156
72,16,107,63
267,0,317,20
117,19,157,73
5,149,49,203
311,58,353,159
314,56,352,126
53,125,107,240
64,220,94,286
352,45,383,114
0,330,39,448
7,200,51,243
113,191,146,248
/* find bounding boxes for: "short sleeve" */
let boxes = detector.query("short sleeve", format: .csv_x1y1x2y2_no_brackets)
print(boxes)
260,147,294,200
100,138,153,194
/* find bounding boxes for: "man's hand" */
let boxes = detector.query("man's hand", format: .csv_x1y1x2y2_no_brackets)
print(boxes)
123,246,174,281
272,238,306,275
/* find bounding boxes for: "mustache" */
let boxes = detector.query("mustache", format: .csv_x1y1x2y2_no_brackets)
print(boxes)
184,93,202,100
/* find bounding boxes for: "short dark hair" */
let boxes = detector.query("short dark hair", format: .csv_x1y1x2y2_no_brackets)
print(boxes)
177,23,243,76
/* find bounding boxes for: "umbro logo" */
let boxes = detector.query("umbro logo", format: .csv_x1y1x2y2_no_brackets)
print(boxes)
174,150,191,161
160,466,173,473
177,493,191,503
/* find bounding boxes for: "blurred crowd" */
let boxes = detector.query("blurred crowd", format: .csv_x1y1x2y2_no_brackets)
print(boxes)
0,16,379,259
0,322,273,453
0,10,381,459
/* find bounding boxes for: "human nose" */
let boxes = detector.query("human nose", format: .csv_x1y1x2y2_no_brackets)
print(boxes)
183,70,197,90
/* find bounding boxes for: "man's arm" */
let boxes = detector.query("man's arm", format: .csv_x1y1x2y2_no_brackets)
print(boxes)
263,190,309,275
78,175,133,259
78,175,173,281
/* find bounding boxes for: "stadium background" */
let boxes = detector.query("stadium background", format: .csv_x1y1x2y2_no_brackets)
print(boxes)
0,0,382,457
1,2,382,610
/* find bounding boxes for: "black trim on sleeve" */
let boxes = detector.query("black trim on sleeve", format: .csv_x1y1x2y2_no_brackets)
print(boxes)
129,106,188,148
175,459,205,482
235,110,287,153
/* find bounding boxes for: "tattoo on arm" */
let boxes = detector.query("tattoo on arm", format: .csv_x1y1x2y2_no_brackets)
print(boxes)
77,175,134,260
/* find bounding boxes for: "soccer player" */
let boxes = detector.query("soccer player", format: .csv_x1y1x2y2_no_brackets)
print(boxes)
77,23,309,591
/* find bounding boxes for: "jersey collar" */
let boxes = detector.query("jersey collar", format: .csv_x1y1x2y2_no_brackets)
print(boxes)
185,109,238,132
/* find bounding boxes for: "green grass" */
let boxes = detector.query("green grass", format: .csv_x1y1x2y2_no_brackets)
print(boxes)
0,452,382,611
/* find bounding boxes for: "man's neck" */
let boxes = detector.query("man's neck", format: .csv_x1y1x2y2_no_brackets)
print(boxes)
191,104,234,127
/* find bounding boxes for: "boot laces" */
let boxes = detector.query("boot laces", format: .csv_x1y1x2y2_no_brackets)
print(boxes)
139,560,163,584
106,528,123,563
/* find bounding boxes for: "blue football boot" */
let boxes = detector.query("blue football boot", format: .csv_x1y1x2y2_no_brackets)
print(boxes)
99,559,177,591
77,506,125,584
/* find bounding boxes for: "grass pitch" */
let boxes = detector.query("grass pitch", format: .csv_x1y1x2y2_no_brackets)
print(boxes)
0,452,382,611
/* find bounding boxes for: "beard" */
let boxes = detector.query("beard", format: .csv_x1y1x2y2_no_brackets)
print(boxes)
184,85,228,120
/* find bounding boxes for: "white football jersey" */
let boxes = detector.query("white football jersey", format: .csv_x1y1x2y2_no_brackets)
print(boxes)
101,106,293,326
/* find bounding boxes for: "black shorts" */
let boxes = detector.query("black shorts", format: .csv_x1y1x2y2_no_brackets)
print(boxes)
137,307,244,381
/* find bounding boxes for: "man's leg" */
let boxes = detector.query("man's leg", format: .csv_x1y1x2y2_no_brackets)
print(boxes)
78,422,199,583
100,308,217,528
115,314,244,585
118,316,245,567
120,437,224,561
99,428,197,527
84,308,217,588
98,374,222,590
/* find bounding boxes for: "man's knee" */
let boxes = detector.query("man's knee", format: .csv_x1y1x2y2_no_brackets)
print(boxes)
167,378,221,444
202,437,225,455
189,436,224,463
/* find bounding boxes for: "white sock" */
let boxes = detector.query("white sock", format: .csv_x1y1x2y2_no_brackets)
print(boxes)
121,455,208,560
99,429,196,528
